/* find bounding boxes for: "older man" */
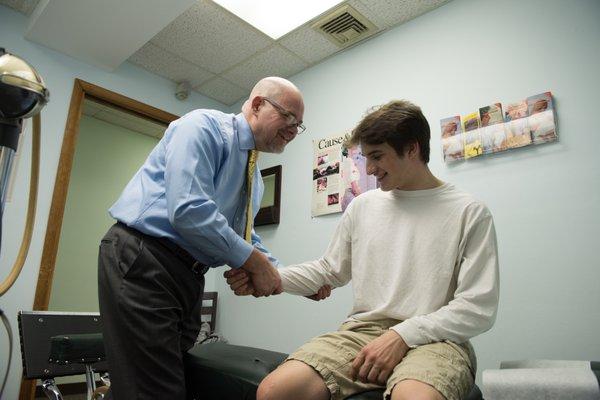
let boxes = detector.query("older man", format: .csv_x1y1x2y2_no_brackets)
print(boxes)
98,77,308,399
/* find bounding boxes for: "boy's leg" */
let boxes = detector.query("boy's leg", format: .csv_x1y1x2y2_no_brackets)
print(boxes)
390,380,444,400
386,341,475,400
258,320,386,400
257,360,330,400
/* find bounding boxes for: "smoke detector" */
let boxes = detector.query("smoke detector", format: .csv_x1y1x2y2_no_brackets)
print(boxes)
175,81,191,101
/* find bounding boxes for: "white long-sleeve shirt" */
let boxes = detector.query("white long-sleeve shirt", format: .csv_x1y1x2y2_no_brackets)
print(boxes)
280,183,499,347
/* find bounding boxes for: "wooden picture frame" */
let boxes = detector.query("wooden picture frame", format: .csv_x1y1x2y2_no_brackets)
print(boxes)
255,165,281,226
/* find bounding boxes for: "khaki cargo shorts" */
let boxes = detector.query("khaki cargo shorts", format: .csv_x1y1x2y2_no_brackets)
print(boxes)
286,319,475,400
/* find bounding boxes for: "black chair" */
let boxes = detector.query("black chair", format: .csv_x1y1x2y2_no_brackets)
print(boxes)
18,311,109,400
18,292,220,400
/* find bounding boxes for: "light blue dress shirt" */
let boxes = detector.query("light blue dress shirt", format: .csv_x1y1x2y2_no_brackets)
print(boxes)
109,110,278,269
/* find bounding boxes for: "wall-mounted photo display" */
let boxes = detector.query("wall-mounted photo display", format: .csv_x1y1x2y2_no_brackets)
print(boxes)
527,92,557,144
441,116,464,162
504,99,532,149
311,133,377,217
479,103,507,154
463,112,482,159
440,91,557,163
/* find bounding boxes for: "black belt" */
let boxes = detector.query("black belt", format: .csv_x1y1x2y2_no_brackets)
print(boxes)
116,222,209,276
155,236,210,275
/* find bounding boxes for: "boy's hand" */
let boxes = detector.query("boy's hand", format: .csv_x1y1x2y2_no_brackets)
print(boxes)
351,330,409,385
305,285,332,301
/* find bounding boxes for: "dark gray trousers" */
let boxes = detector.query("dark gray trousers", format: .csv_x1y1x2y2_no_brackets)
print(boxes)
98,223,205,400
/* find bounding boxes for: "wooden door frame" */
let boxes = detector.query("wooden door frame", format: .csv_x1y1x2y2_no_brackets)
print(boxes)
19,79,179,400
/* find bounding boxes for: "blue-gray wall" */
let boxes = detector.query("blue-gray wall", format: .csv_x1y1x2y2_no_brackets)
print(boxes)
217,0,600,386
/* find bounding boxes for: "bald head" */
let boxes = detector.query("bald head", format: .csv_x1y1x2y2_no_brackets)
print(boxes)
251,76,300,100
242,77,303,115
242,77,305,153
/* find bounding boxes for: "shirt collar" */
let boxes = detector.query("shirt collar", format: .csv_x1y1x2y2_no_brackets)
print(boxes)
235,113,256,151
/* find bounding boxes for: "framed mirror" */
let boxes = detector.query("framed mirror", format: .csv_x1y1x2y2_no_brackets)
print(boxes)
255,165,281,226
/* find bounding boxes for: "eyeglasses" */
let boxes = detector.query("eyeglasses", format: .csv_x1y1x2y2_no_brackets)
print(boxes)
263,97,306,134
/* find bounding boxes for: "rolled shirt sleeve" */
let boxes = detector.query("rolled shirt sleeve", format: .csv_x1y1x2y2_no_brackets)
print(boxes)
279,211,353,295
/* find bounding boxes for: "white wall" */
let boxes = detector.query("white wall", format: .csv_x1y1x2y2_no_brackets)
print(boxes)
0,6,224,398
216,0,600,387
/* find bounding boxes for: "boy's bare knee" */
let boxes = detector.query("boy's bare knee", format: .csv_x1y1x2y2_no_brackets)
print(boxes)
256,373,282,400
391,379,445,400
257,360,330,400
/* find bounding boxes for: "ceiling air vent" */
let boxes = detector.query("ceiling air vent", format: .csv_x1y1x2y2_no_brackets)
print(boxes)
312,5,378,48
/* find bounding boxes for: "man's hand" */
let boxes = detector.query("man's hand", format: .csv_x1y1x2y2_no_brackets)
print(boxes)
223,268,254,296
242,263,280,297
350,330,410,385
229,249,280,297
305,285,332,301
224,269,332,301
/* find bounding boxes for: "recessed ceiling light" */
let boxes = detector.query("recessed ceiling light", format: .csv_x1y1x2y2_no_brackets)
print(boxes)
213,0,344,39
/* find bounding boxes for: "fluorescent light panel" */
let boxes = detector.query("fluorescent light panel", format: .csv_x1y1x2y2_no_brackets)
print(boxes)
213,0,344,39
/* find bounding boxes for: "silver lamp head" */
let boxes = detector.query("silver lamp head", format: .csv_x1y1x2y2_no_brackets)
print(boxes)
0,48,50,119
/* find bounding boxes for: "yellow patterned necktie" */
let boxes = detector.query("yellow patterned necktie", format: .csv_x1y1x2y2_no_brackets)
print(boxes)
244,150,259,242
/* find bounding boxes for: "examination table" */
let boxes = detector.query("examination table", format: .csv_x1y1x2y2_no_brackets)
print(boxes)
185,341,483,400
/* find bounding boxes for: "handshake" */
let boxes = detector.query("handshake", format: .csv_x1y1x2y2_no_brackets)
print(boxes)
223,249,331,300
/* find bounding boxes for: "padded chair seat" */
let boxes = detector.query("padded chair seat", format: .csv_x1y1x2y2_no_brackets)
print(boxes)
48,333,106,365
184,342,482,400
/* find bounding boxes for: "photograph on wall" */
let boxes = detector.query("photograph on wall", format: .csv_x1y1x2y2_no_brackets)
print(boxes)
504,100,532,148
340,143,378,211
462,112,483,159
527,91,557,144
312,133,377,217
327,193,339,206
312,161,339,179
312,134,344,216
316,177,327,192
440,115,464,163
479,103,507,154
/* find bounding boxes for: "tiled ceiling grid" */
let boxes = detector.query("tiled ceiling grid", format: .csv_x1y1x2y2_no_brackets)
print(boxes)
1,0,449,106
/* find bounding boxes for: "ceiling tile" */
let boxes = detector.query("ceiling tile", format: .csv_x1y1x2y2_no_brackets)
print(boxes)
222,45,308,91
196,77,248,106
279,0,387,65
150,0,273,74
0,0,39,15
346,0,390,28
279,25,341,65
356,0,448,28
24,0,201,72
129,42,214,87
